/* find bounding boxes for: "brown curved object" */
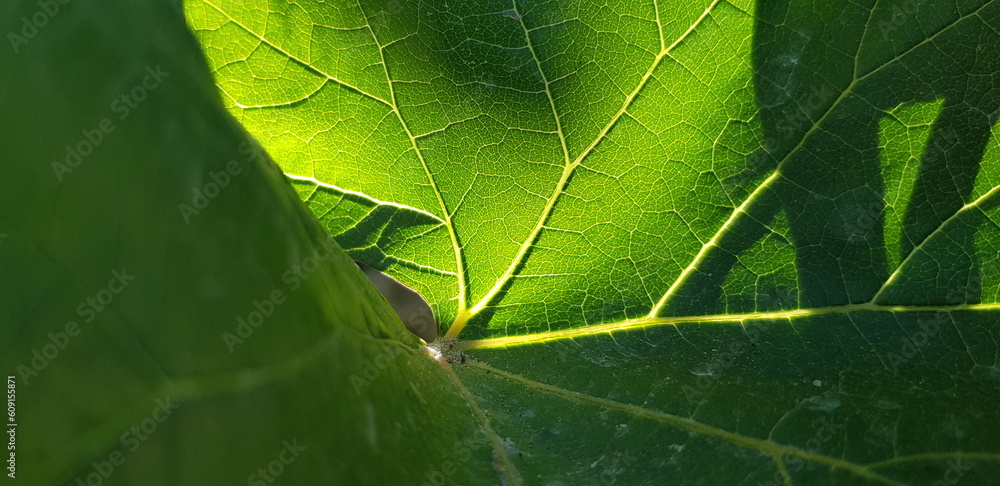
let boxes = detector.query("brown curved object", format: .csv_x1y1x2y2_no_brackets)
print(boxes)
356,261,438,343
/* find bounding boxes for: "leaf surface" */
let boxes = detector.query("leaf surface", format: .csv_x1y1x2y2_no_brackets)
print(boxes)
184,0,1000,483
0,1,505,484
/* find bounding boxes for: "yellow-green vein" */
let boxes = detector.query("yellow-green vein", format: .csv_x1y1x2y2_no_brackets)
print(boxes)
439,362,524,486
443,0,576,339
198,0,391,107
284,173,446,224
465,359,906,486
455,302,1000,350
448,0,725,338
357,2,471,320
47,325,413,485
870,183,1000,303
649,1,994,317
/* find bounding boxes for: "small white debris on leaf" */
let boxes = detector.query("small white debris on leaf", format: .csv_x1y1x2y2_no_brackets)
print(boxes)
424,344,443,361
425,338,467,365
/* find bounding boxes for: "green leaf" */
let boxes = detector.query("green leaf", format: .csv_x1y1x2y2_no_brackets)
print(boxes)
186,0,1000,481
187,0,1000,481
8,0,997,483
0,1,507,484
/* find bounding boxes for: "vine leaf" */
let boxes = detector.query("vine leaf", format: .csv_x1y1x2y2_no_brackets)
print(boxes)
186,0,1000,483
1,1,505,484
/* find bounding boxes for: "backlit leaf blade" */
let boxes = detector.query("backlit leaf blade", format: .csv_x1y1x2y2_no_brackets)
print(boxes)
186,0,1000,483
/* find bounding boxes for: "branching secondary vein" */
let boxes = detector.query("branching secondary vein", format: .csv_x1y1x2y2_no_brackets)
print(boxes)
465,360,906,486
358,4,471,320
284,174,445,223
447,0,725,339
199,0,392,106
871,183,1000,303
440,363,524,486
648,2,992,317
